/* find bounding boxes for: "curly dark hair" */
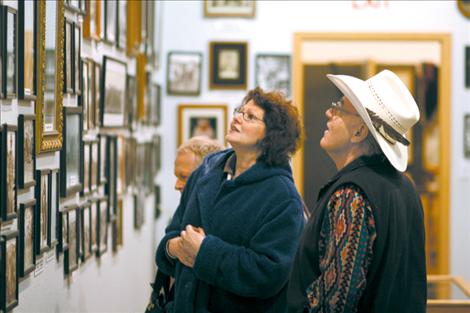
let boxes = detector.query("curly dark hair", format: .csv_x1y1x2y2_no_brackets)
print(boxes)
240,87,303,166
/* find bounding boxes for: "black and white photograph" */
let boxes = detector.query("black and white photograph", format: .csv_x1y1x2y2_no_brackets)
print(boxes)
57,209,69,253
204,0,256,18
126,75,137,126
35,169,51,255
167,52,202,95
1,231,19,312
61,107,83,197
19,200,36,277
255,54,291,97
18,115,36,189
1,125,17,221
18,1,36,99
102,56,127,127
104,0,117,44
209,41,247,90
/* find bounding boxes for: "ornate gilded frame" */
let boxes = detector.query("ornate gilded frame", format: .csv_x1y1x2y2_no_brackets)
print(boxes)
35,0,64,154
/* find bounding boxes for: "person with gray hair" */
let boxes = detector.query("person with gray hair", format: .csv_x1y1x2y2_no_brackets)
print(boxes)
174,136,223,193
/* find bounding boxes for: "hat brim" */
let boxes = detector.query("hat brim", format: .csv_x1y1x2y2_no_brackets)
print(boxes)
327,74,407,172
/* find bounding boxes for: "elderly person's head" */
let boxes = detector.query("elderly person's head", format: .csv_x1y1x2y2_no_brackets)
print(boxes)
323,69,420,171
174,136,223,192
227,87,303,166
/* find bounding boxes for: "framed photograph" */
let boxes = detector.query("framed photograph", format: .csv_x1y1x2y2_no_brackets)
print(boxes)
19,200,36,277
204,0,256,18
18,0,37,99
94,61,102,127
50,169,59,248
90,199,98,254
74,23,82,95
147,79,161,126
57,208,69,254
126,75,137,127
80,203,92,261
177,104,228,146
117,0,126,50
116,197,123,246
64,206,79,274
104,0,116,44
458,0,470,19
116,137,125,195
18,114,36,189
97,197,108,256
464,114,470,159
209,41,247,90
36,0,64,153
167,52,202,95
106,136,118,219
81,58,94,132
63,18,73,94
35,169,51,255
90,139,99,191
81,140,91,196
1,124,17,221
60,106,83,197
101,56,127,128
98,134,107,185
255,54,291,97
466,46,470,88
1,6,17,98
0,231,19,312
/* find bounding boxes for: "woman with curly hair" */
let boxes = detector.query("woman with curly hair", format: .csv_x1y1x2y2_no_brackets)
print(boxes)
155,87,305,313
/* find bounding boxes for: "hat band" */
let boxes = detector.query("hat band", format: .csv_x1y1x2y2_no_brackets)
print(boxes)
366,108,410,146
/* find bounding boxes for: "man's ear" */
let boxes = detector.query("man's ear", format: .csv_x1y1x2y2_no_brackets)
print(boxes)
351,124,369,143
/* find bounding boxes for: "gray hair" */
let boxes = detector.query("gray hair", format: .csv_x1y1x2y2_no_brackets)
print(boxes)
361,132,382,156
177,136,223,165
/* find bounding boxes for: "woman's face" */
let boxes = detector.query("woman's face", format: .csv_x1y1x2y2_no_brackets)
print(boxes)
226,99,266,152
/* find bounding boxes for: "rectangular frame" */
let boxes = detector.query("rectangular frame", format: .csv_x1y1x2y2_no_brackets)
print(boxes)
464,114,470,159
117,0,126,50
98,134,108,185
104,0,116,45
1,5,18,98
90,199,98,254
209,41,247,90
177,104,228,146
1,124,18,221
18,114,36,189
64,205,79,274
167,51,202,96
94,61,102,127
255,54,291,97
466,46,470,88
147,77,161,126
18,0,37,99
81,58,94,132
106,136,118,220
19,199,36,278
63,18,73,94
97,197,108,256
0,230,19,312
79,202,92,262
204,0,256,18
35,169,52,255
81,140,91,196
74,22,81,95
101,56,128,128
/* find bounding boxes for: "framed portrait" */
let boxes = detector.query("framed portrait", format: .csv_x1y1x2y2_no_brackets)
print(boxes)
104,0,117,44
74,23,81,95
209,41,247,90
35,169,51,255
63,18,73,94
167,52,202,95
81,140,91,196
177,104,228,146
466,46,470,88
204,0,256,18
255,54,291,97
18,114,36,189
0,231,19,312
80,203,92,262
64,206,79,274
90,139,99,191
154,184,161,220
1,124,17,221
458,0,470,19
19,200,36,277
60,106,83,197
36,0,64,153
90,199,98,254
97,197,108,256
464,114,470,159
98,134,107,185
101,56,127,128
18,0,37,99
1,5,17,98
117,0,126,50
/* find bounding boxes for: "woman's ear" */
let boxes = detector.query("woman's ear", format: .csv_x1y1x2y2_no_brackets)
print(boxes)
351,124,368,143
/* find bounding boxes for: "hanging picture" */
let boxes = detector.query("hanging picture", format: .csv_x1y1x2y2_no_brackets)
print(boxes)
18,114,36,189
98,134,107,185
101,56,127,128
94,62,102,127
90,199,98,254
167,52,202,95
177,104,228,146
104,0,117,44
81,140,91,196
35,169,52,255
147,80,161,126
126,75,137,126
64,18,74,94
83,0,101,40
204,0,256,18
464,114,470,159
209,41,247,90
80,203,92,261
90,139,99,191
0,231,19,312
74,23,82,95
64,205,79,274
255,54,291,97
117,0,127,50
1,6,17,98
57,208,69,254
18,0,37,99
97,196,108,256
1,124,17,221
19,200,36,277
466,46,470,88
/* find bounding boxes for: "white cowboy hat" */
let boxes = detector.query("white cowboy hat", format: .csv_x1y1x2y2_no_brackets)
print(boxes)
327,69,420,172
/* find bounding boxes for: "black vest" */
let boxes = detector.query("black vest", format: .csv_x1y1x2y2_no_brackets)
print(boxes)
287,155,426,313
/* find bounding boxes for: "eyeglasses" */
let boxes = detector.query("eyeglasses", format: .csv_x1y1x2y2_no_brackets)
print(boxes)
233,107,264,123
330,100,360,117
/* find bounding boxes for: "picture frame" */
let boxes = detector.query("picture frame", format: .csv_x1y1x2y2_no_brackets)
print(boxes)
209,41,247,90
83,0,101,40
147,79,161,126
167,51,202,96
35,169,51,255
204,0,256,18
18,114,36,189
1,5,17,99
98,134,108,185
117,0,126,50
154,184,161,220
57,208,69,254
65,0,81,14
126,75,137,127
1,124,18,221
90,139,99,192
136,53,147,121
90,199,98,254
116,197,123,246
104,0,117,44
19,199,36,278
124,136,136,189
81,140,91,196
97,196,108,256
81,58,94,132
74,23,82,95
152,134,161,176
36,0,64,153
0,230,19,312
116,137,126,196
50,169,59,248
64,205,79,274
63,18,74,94
106,136,118,220
18,0,37,100
255,54,291,97
94,61,102,127
101,56,127,128
466,46,470,88
80,202,92,262
458,0,470,19
464,114,470,159
177,104,228,146
60,106,83,197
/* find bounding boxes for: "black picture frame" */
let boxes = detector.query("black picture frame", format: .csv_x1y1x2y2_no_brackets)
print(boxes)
74,22,81,95
466,46,470,88
0,230,19,312
80,140,91,196
98,134,108,185
255,54,291,97
34,169,52,255
64,205,79,274
50,169,59,248
60,106,83,197
167,51,202,96
18,0,37,100
1,124,18,221
104,0,117,45
97,196,108,257
18,114,36,189
1,6,17,98
209,41,247,90
57,208,69,254
19,199,36,278
101,56,127,128
63,18,74,94
106,136,118,221
80,202,92,262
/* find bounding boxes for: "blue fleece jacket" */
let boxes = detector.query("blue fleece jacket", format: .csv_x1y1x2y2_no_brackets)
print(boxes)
156,149,304,313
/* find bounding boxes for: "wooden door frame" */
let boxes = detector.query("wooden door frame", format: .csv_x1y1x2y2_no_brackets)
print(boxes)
292,32,451,274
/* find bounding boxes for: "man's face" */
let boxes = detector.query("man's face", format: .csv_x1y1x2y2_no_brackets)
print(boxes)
174,150,200,193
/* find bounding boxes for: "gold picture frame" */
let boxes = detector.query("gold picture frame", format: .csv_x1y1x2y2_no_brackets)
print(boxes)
35,0,64,153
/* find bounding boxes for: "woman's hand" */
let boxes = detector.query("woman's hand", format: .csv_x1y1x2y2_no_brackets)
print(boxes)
179,225,206,268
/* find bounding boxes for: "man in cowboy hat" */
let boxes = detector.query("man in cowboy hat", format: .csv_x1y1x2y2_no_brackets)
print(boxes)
287,70,426,313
